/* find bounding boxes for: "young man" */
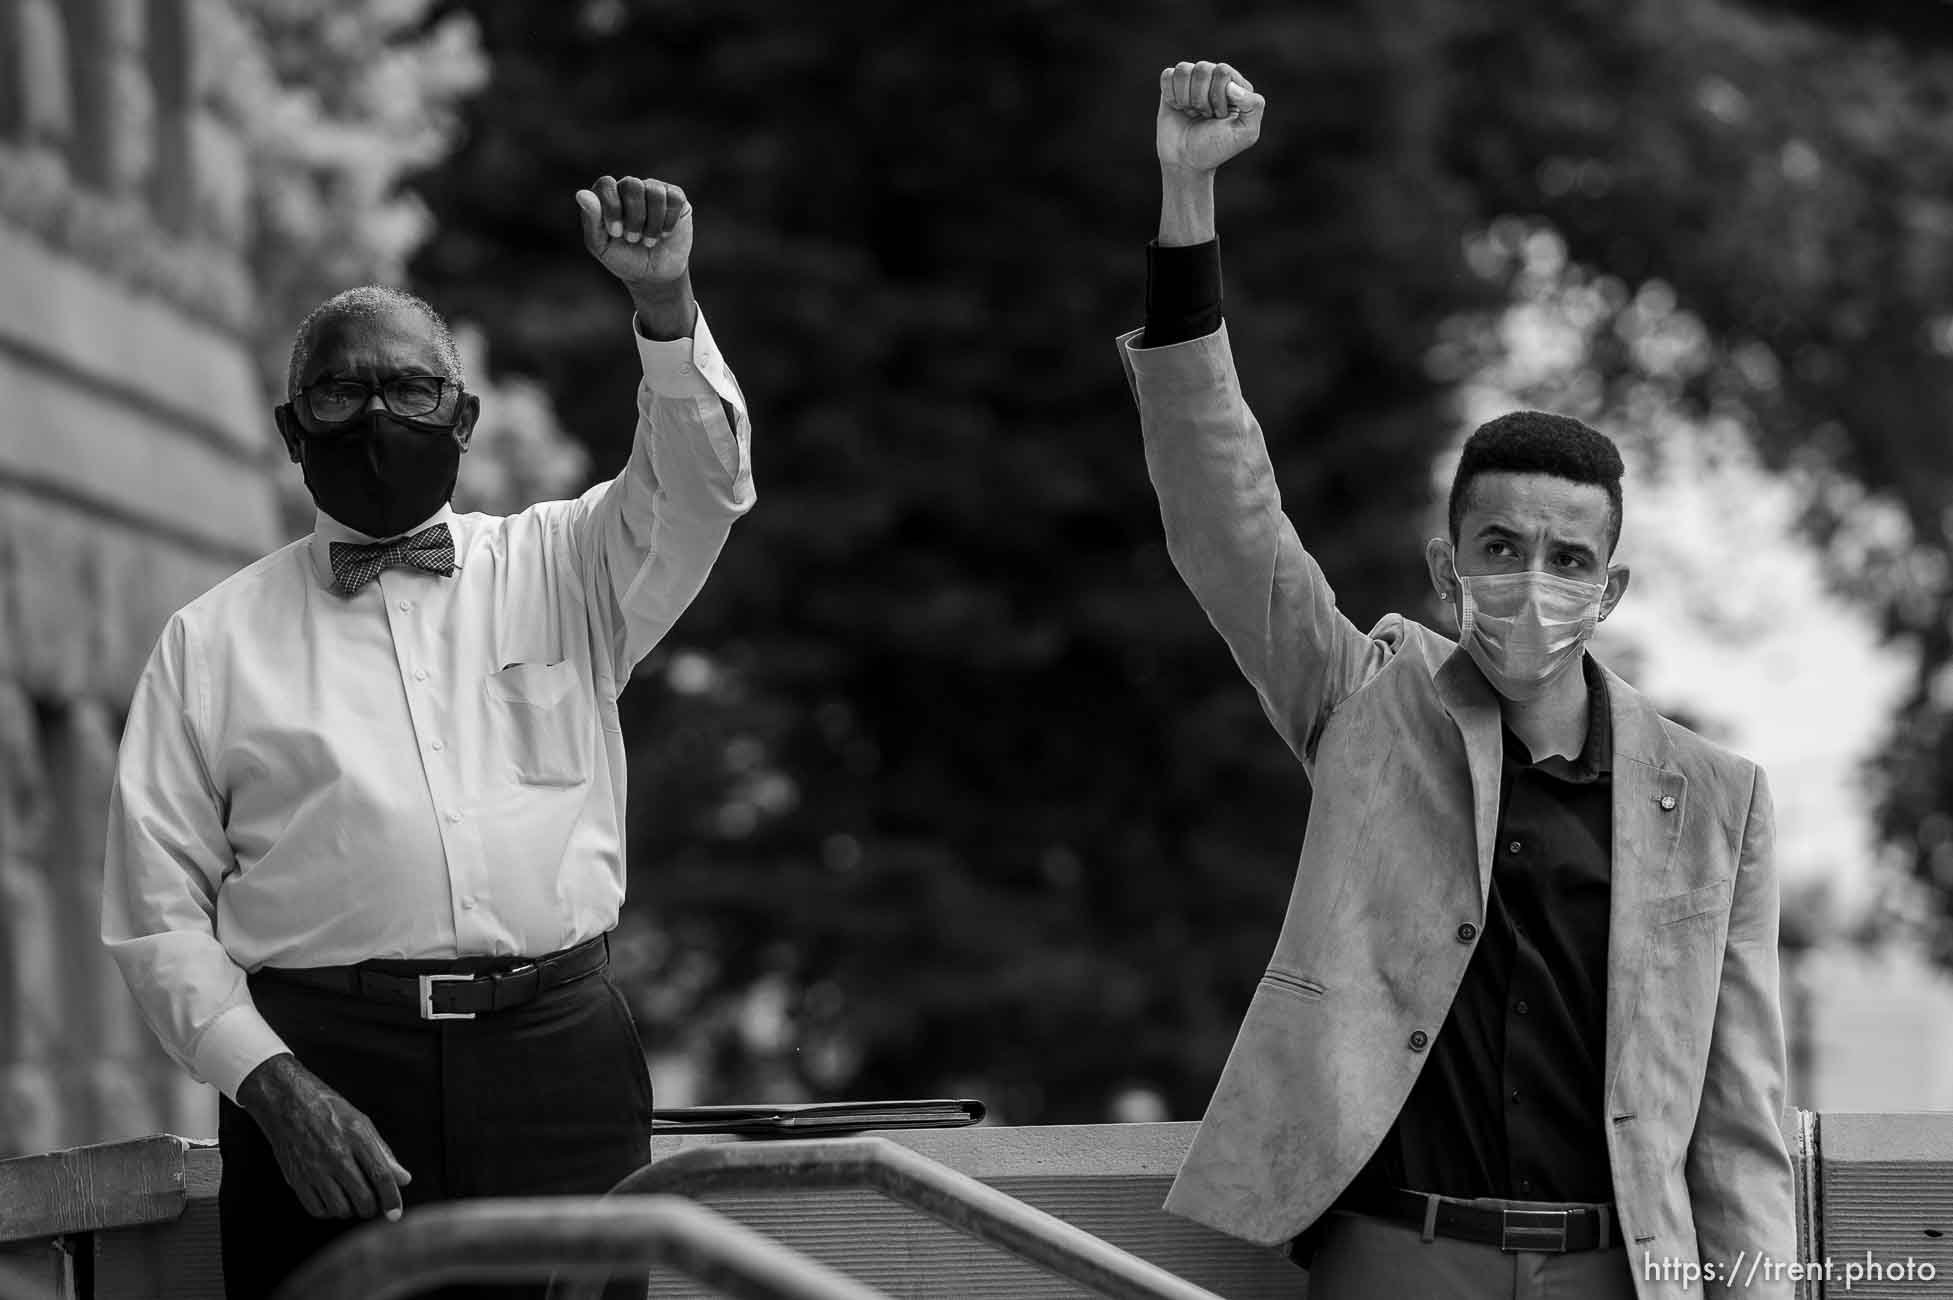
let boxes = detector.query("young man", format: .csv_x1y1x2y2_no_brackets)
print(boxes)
102,174,752,1298
1120,61,1794,1299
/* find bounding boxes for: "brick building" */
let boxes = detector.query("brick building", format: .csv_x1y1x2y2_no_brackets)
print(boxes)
0,0,283,1156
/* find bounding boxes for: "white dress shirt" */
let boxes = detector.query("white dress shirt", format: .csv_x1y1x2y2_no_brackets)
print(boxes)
101,312,753,1102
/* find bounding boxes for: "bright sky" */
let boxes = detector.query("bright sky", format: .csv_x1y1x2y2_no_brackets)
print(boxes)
1586,414,1915,914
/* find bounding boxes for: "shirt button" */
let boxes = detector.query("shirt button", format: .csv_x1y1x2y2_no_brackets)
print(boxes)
1507,840,1523,854
680,362,694,374
1408,1030,1429,1051
414,669,429,682
398,599,412,613
430,739,444,752
460,896,478,910
1516,1000,1530,1015
446,810,462,824
1511,1089,1522,1104
1456,922,1478,943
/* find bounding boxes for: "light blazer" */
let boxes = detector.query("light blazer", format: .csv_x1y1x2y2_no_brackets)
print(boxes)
1118,324,1795,1300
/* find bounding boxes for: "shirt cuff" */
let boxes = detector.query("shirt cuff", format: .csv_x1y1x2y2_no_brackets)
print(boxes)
1143,238,1223,347
633,306,736,402
192,1002,294,1102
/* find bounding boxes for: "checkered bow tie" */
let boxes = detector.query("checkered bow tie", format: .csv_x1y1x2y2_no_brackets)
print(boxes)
328,523,456,596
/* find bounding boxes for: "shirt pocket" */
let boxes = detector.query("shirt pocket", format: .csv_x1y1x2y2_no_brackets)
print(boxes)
1649,877,1734,929
483,660,589,787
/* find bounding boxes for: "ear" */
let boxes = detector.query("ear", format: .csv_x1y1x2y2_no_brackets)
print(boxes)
453,393,481,453
273,404,303,465
1599,563,1631,620
1424,536,1460,604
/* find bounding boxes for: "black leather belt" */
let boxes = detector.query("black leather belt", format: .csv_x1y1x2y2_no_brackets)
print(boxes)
254,936,609,1021
1344,1187,1615,1253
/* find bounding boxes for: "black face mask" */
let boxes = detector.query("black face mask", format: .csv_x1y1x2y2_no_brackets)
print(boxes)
291,409,462,540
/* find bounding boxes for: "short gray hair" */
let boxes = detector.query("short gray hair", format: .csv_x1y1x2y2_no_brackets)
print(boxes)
286,285,464,398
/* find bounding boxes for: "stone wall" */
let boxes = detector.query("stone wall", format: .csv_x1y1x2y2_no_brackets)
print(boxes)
0,0,281,1156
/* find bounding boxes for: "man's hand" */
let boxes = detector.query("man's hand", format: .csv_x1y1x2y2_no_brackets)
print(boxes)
237,1054,412,1221
1156,61,1264,175
576,175,698,339
575,175,692,286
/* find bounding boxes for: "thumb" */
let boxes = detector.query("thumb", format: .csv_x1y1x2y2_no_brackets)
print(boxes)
1226,81,1266,124
574,189,605,257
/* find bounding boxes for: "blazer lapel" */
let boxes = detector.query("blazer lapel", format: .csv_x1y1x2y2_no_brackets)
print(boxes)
1435,649,1508,906
1602,666,1686,1099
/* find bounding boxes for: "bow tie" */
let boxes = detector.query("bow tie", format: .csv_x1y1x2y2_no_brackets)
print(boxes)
329,523,456,596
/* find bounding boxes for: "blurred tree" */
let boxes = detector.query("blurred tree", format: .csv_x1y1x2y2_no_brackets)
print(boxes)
240,0,487,374
409,0,1488,1121
231,0,585,533
405,0,1953,1118
1437,0,1953,961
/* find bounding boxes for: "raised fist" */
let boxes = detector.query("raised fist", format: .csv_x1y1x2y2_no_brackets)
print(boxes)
1156,61,1264,173
575,175,693,287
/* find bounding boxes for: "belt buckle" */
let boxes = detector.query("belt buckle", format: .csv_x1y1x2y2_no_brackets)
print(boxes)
419,972,477,1021
1500,1207,1570,1253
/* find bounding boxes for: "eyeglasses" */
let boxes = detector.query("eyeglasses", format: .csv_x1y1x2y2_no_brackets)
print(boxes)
297,376,460,424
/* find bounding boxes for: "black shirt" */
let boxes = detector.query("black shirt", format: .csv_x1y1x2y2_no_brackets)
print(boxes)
1140,242,1616,1204
1342,656,1615,1205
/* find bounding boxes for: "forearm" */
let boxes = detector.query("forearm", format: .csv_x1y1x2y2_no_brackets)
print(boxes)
1688,1085,1796,1298
102,652,293,1099
628,307,752,515
104,926,292,1097
1159,166,1217,246
1689,771,1796,1293
575,308,753,671
630,272,698,342
237,1051,305,1117
1122,330,1377,762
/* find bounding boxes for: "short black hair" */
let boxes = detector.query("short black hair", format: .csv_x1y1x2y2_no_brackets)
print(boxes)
287,285,463,399
1447,411,1624,553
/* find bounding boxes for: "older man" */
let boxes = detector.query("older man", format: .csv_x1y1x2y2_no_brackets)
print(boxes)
101,174,752,1298
1122,63,1794,1300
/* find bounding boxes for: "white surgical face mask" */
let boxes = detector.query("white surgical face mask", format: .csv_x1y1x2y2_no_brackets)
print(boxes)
1455,569,1605,701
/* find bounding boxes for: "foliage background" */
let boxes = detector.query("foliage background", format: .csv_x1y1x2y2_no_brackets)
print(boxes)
350,0,1953,1119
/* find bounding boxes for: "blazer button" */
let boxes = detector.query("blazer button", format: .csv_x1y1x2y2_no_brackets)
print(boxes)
1660,794,1678,811
1408,1030,1429,1051
1456,922,1478,943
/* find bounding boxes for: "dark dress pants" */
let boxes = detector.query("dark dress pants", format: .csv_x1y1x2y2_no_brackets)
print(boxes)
218,964,655,1300
1303,1210,1639,1299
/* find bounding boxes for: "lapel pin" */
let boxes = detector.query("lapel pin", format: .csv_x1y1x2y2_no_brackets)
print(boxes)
1659,795,1677,811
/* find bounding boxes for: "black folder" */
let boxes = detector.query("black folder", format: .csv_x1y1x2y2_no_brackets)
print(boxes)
651,1098,987,1136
